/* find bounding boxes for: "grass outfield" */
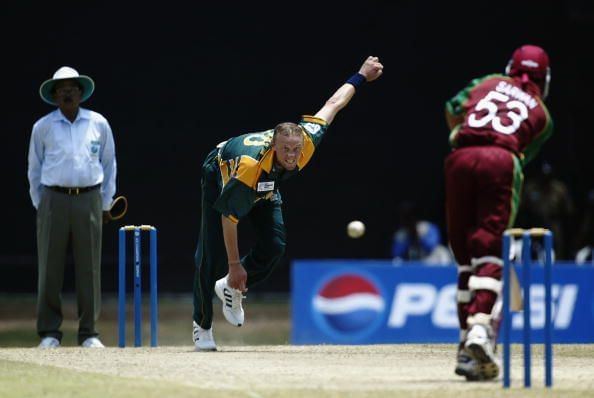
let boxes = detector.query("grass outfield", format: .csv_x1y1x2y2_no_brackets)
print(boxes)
0,293,290,347
0,360,203,398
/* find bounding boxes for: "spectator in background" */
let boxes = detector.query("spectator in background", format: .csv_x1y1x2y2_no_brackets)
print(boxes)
518,161,575,259
574,188,594,265
391,201,452,265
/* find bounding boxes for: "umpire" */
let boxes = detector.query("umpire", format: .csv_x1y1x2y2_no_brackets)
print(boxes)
28,66,117,348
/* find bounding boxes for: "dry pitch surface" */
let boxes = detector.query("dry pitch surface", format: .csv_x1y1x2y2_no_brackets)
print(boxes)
1,344,593,398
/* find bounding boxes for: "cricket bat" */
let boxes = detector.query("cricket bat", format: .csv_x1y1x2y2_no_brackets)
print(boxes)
510,264,523,311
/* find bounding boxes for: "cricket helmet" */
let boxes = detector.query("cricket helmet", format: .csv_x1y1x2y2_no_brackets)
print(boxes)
505,44,551,98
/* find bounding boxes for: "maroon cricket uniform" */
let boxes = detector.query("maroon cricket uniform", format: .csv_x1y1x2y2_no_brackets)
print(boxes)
445,73,553,329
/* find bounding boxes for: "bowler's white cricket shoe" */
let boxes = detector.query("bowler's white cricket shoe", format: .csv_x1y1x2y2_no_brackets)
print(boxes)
81,337,105,348
214,276,245,327
465,324,500,380
193,321,217,351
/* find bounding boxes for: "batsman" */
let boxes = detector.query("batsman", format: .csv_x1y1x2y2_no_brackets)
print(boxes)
444,45,553,381
192,56,384,351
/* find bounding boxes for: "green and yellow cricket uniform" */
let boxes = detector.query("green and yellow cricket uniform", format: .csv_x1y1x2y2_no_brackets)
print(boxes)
193,115,328,328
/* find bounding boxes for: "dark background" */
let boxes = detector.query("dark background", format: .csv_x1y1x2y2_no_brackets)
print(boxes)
2,1,593,293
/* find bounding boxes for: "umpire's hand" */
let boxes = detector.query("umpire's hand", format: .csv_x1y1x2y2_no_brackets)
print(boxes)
102,211,113,224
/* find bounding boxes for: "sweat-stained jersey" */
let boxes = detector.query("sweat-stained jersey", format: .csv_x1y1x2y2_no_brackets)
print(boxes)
446,74,553,164
211,115,328,223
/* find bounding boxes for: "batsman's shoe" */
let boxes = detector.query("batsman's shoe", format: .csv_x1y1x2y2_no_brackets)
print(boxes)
81,337,105,348
465,324,500,380
455,349,481,381
38,336,60,348
193,321,217,351
214,276,245,327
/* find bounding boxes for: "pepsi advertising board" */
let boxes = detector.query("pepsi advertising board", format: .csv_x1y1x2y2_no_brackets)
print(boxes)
290,260,594,344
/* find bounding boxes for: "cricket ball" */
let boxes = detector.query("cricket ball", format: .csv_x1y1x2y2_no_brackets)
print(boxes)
347,220,365,239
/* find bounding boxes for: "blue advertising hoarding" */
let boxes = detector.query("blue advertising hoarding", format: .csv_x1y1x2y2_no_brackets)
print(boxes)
291,260,594,344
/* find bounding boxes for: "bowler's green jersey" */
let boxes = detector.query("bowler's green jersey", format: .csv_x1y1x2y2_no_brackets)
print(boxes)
212,115,328,222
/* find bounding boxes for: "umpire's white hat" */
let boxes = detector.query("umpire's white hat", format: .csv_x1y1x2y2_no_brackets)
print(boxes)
39,66,95,106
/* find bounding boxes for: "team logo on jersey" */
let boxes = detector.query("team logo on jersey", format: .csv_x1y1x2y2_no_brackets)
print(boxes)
302,123,321,135
312,273,385,338
89,140,100,156
257,181,275,192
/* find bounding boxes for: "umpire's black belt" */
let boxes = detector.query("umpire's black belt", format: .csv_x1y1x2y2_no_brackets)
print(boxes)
46,184,101,195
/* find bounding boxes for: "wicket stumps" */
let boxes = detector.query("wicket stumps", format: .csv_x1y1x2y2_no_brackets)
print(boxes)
502,227,553,388
118,225,158,347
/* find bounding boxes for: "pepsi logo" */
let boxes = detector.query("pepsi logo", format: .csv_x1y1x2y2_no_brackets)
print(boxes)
313,273,385,336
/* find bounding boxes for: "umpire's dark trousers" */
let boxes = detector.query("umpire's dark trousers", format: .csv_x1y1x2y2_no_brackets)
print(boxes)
193,150,286,329
36,186,103,344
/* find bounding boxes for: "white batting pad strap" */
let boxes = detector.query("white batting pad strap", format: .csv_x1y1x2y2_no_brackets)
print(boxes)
467,312,491,327
468,275,502,294
491,298,502,319
471,256,503,267
457,290,472,303
457,265,473,274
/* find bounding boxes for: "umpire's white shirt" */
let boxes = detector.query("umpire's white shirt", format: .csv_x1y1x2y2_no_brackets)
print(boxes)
27,108,117,210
